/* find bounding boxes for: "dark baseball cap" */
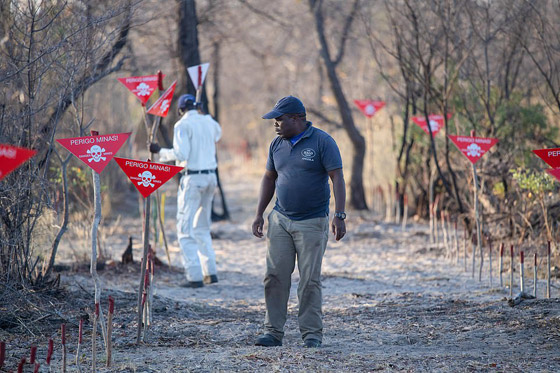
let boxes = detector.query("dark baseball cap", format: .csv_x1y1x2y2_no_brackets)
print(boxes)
178,94,196,111
262,96,306,119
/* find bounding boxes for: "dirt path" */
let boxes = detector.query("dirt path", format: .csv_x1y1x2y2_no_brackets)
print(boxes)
69,172,560,372
3,171,560,372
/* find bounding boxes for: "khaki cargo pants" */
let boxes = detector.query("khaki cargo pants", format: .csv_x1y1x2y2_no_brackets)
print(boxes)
264,209,329,342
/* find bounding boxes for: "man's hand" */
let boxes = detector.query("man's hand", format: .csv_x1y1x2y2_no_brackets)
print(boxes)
149,142,161,154
331,217,346,241
252,215,265,238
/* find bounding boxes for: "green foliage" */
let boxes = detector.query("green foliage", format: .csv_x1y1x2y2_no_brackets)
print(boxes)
510,167,555,199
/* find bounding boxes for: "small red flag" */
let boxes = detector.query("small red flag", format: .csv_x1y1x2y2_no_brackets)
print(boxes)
114,157,183,198
0,144,37,181
56,133,130,174
147,81,177,118
118,74,165,105
532,148,560,169
411,113,452,137
354,100,385,118
448,135,498,164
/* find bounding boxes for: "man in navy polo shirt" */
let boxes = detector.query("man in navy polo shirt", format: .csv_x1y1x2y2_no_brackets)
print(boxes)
252,96,346,348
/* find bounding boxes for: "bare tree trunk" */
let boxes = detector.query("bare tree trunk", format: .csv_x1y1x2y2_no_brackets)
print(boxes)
310,0,367,210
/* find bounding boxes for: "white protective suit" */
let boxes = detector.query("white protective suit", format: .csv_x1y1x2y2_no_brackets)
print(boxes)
158,109,222,282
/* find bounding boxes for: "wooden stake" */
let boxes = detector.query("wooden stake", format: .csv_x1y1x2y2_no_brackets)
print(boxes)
92,303,99,372
454,220,459,265
107,296,114,367
90,131,108,350
510,245,514,298
479,235,484,282
61,323,66,373
401,193,408,231
499,243,504,287
533,253,538,299
441,210,448,258
472,233,476,279
547,241,551,299
488,238,493,287
520,251,525,293
137,194,151,344
463,225,467,272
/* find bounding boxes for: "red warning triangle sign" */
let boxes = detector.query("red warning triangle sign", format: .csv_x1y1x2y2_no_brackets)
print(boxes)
411,114,452,137
56,133,131,174
114,157,183,198
448,135,499,164
546,168,560,182
532,148,560,168
118,74,165,106
187,63,210,90
354,100,385,118
147,81,177,118
0,144,37,181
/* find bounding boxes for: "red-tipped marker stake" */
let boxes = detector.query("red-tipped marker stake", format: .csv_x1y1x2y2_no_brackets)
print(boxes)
30,345,37,364
499,243,504,287
533,252,538,298
0,341,5,369
46,339,53,366
520,251,525,293
33,362,40,373
547,241,551,299
17,357,25,373
61,323,67,373
510,245,514,298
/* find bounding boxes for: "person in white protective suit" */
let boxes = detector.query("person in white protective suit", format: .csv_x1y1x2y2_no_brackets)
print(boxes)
149,94,222,288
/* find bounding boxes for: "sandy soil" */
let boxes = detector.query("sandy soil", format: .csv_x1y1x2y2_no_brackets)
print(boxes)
1,169,560,372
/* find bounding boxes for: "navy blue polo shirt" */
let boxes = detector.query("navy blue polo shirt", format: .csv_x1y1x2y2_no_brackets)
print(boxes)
266,122,343,221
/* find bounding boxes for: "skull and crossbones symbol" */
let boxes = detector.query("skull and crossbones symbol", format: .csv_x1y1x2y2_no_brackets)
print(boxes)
428,119,440,132
138,171,156,187
87,145,106,162
159,99,170,114
466,143,482,157
136,82,151,96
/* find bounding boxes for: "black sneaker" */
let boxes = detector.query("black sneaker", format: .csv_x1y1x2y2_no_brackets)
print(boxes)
304,338,321,348
255,334,282,347
203,275,218,284
180,281,204,288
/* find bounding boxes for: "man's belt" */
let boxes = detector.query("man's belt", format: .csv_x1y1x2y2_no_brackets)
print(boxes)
186,169,216,175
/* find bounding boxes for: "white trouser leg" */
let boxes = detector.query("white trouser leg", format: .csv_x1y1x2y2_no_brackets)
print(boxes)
176,174,217,282
193,174,217,277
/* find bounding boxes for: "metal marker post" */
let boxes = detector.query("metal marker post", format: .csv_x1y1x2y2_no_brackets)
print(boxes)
471,131,483,283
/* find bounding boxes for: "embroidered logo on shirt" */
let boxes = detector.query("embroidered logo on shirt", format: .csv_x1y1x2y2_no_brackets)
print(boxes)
301,148,316,161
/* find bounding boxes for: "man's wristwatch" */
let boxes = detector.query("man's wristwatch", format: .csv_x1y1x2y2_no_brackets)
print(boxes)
334,212,346,220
